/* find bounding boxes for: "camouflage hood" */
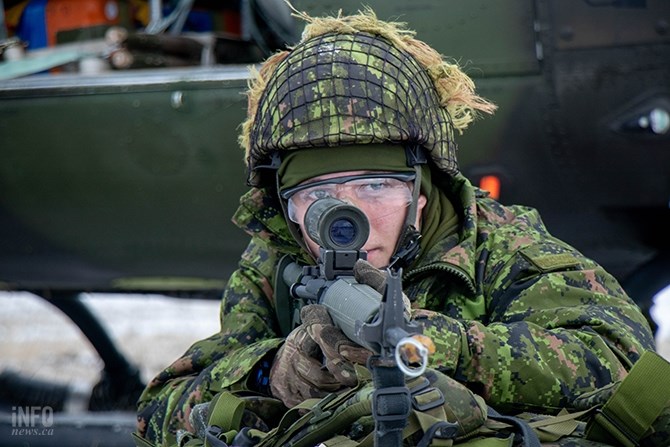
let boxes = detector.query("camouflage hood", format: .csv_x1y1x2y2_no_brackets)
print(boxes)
231,187,312,264
231,172,480,284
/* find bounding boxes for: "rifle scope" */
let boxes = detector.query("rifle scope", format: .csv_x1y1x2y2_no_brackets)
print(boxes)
304,198,370,251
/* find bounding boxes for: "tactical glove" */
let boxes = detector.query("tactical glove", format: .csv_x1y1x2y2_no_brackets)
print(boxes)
302,304,372,387
269,304,373,407
269,308,341,408
353,259,413,319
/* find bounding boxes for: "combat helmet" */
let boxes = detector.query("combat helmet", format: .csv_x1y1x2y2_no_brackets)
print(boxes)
240,7,496,187
240,8,495,267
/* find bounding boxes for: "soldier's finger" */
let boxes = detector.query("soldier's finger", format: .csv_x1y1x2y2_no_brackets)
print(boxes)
309,324,348,352
292,325,322,359
295,356,341,391
300,304,334,326
353,259,387,292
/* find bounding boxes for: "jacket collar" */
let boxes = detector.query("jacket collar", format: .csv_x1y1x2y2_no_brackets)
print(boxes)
405,173,479,295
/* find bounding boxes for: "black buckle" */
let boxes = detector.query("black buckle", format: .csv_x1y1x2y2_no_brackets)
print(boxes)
232,427,261,447
404,144,427,166
407,376,431,395
418,420,459,444
372,386,412,422
411,387,446,412
257,151,281,170
205,425,229,447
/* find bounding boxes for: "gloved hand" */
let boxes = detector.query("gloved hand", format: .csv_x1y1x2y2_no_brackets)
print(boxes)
269,311,340,408
302,304,372,386
188,398,271,440
269,304,372,407
353,259,413,319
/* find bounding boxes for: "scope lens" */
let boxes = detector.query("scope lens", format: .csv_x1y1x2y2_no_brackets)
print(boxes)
329,218,357,247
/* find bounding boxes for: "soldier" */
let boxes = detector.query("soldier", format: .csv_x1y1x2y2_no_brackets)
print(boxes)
136,9,655,445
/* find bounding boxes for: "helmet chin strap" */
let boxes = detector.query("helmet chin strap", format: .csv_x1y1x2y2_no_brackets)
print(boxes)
388,163,423,271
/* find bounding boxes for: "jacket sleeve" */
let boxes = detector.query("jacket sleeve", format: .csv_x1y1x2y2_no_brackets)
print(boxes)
136,235,283,445
413,238,656,414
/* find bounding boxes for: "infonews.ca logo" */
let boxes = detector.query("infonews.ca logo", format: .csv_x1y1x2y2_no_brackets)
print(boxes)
11,406,54,436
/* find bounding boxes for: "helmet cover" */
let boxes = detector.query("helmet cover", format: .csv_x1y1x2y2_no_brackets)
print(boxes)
240,9,496,186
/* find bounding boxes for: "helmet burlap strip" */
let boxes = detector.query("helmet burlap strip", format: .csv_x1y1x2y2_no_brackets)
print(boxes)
240,8,496,186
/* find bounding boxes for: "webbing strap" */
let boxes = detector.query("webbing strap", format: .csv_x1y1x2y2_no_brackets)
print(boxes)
454,436,514,447
414,411,455,447
208,392,245,429
260,388,371,447
279,400,372,447
586,350,670,447
527,407,591,442
321,435,362,446
370,365,411,447
274,255,297,337
205,392,245,447
487,407,541,447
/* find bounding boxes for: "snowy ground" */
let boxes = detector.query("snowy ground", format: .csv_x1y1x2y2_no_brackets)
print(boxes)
1,288,669,394
0,293,220,391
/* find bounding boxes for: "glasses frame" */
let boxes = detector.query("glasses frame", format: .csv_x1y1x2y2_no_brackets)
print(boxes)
280,172,417,200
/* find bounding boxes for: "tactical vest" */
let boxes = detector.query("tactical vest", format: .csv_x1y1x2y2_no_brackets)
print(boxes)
133,350,670,447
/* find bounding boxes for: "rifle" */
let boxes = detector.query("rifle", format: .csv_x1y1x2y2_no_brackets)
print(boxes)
285,197,434,446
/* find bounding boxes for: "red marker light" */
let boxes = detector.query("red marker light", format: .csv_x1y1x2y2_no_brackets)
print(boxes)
479,175,501,200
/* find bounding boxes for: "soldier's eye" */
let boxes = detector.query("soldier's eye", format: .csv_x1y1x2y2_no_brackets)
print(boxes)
363,181,385,191
308,188,331,200
361,179,401,193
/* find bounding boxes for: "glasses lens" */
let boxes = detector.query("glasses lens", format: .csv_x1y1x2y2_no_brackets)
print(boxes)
285,173,414,223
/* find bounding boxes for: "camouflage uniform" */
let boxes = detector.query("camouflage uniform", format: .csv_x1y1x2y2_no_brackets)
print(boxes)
136,12,655,446
136,171,654,444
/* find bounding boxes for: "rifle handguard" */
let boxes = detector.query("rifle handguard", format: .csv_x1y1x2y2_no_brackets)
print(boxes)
319,277,382,350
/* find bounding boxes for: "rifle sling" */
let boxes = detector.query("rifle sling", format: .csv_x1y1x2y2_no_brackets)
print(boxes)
586,350,670,447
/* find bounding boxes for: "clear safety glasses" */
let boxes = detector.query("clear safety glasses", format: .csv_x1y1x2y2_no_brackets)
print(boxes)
280,172,416,223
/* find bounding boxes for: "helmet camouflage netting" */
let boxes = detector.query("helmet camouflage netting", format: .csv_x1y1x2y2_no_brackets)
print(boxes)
240,8,496,186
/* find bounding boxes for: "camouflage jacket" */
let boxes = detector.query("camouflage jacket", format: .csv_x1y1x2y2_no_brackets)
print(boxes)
136,174,655,445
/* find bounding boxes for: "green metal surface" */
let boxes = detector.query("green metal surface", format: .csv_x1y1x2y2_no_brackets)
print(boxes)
0,67,251,292
291,0,540,76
